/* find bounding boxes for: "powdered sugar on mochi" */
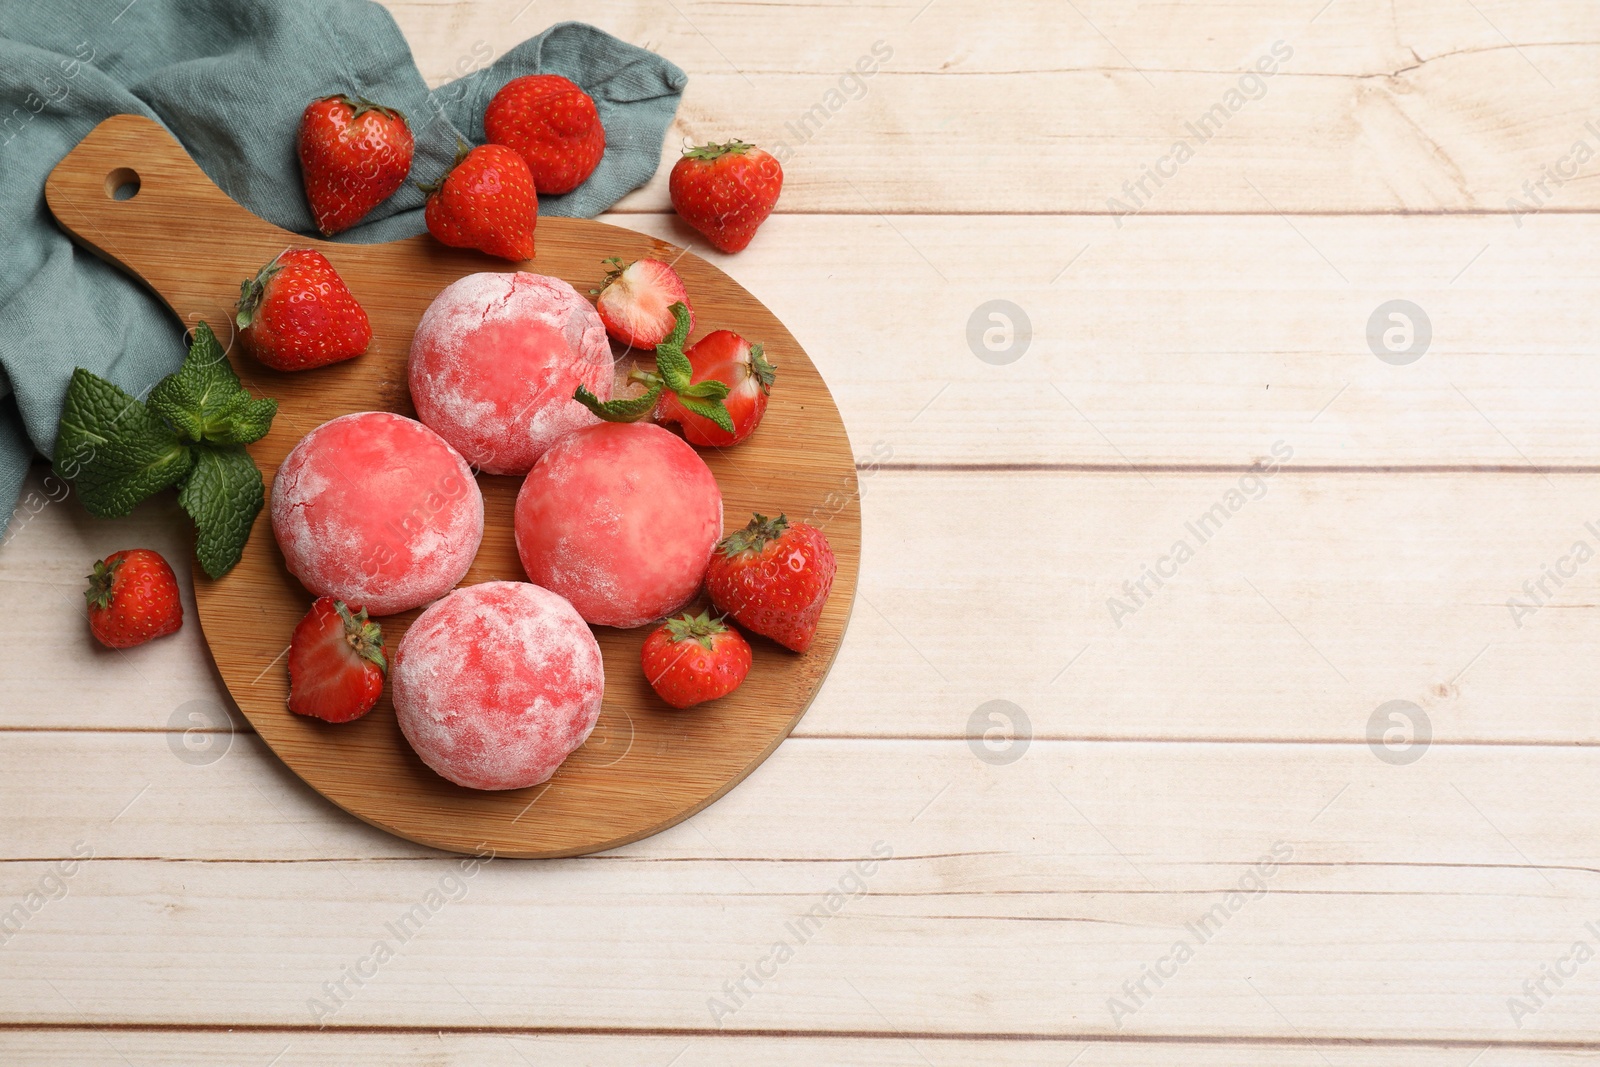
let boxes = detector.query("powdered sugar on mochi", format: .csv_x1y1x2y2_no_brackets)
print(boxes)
409,271,614,475
393,581,605,791
271,411,484,616
514,422,723,628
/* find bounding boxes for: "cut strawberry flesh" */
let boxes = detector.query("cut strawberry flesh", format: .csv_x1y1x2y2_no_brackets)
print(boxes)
596,259,690,350
288,599,385,723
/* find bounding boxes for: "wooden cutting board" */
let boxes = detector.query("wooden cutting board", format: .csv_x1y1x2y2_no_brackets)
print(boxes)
44,114,859,859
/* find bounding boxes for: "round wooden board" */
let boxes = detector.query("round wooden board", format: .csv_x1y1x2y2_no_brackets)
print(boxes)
45,115,859,858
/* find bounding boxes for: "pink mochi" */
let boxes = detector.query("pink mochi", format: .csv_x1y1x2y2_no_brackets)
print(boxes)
408,271,614,475
271,411,484,616
393,581,605,791
514,422,723,628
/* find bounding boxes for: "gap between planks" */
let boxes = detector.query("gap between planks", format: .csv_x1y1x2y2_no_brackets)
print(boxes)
606,208,1600,218
1,728,1595,747
0,1022,1597,1051
865,463,1600,474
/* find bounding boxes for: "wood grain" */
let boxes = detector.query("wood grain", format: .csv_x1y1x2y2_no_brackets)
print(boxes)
4,737,1600,1044
8,0,1600,1056
41,115,860,858
376,0,1600,215
611,212,1600,469
11,1032,1597,1066
12,464,1600,745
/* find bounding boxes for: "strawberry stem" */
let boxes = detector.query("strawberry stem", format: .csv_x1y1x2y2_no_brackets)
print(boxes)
682,140,754,161
83,556,121,611
334,600,387,674
417,140,472,195
337,94,406,125
663,610,730,650
750,344,776,392
234,251,288,331
718,513,789,557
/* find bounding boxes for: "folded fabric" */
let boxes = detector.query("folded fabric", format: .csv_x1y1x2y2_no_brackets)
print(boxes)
0,0,686,537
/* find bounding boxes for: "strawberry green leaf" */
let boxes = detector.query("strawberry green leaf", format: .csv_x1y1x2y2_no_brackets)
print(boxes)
750,344,776,391
663,610,729,650
573,382,662,423
178,443,264,579
149,321,278,445
54,367,195,518
674,393,736,434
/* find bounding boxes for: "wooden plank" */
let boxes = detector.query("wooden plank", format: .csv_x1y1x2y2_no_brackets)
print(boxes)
376,0,1600,213
608,213,1600,470
5,1030,1599,1066
2,738,1599,1043
12,465,1600,744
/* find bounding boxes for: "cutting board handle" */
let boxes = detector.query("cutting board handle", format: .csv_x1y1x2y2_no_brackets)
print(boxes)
45,113,300,325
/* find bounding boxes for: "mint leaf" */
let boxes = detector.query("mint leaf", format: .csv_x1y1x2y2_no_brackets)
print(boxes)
652,304,694,392
178,444,264,579
678,378,730,401
148,321,277,445
203,394,278,446
573,382,662,423
54,368,194,518
675,393,736,434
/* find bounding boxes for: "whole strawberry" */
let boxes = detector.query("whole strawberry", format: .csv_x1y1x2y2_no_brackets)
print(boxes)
706,514,836,652
593,256,692,351
236,249,372,372
287,598,387,723
669,140,783,254
423,143,538,261
297,94,414,236
641,611,752,709
84,549,183,649
484,74,605,194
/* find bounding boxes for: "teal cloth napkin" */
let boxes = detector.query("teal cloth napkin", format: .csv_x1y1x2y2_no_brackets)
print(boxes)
0,0,686,537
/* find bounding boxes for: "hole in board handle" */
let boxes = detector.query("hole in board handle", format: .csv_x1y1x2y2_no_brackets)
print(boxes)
104,167,140,201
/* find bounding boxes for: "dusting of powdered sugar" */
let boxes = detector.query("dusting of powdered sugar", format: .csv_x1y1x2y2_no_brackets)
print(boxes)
392,581,604,791
408,271,614,475
512,423,722,628
269,412,484,616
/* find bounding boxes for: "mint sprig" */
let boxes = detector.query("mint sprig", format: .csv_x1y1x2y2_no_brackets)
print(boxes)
148,322,277,445
571,303,737,435
54,321,277,579
178,444,266,580
55,369,194,517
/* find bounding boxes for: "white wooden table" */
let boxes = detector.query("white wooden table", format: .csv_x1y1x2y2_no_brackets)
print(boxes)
6,1,1600,1062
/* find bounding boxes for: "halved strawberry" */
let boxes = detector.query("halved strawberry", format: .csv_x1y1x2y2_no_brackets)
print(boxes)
287,597,387,723
592,257,692,351
572,303,774,448
658,329,774,447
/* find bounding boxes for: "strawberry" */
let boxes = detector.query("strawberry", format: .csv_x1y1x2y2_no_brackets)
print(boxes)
484,74,606,194
706,514,836,652
641,611,752,709
592,257,693,351
287,597,387,723
658,328,774,447
235,249,372,372
423,143,538,261
84,549,184,649
669,140,783,254
572,303,743,444
297,94,414,236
